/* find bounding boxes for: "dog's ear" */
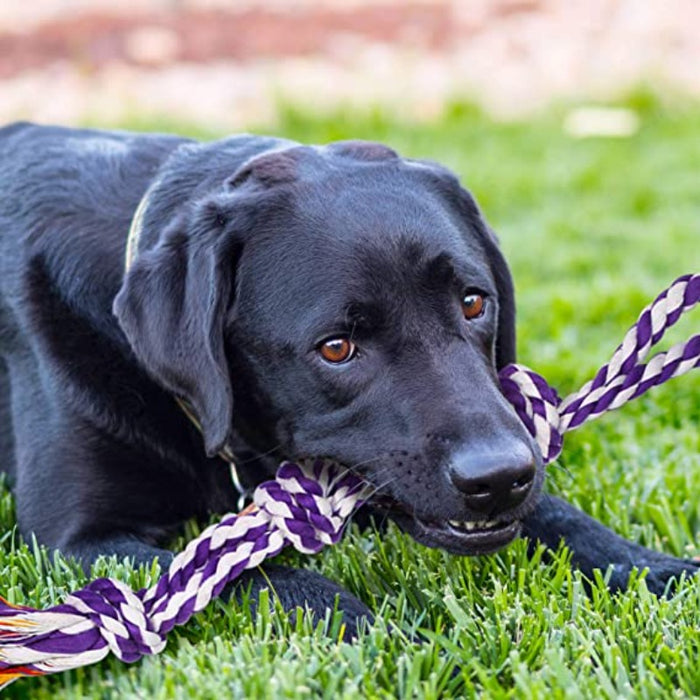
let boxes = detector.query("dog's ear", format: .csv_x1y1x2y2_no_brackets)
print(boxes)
113,202,236,456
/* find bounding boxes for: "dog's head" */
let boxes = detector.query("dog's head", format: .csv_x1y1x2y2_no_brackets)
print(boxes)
114,139,543,555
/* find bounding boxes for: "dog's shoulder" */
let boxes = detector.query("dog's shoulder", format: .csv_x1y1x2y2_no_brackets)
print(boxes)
0,124,187,251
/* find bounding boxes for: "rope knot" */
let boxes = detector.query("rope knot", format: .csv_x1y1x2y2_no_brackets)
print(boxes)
66,578,165,663
254,460,367,554
499,365,564,463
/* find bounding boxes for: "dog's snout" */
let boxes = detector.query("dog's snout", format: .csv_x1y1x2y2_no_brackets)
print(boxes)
448,444,536,515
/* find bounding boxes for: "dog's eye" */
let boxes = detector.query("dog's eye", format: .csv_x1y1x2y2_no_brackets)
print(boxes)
462,291,485,320
318,337,357,364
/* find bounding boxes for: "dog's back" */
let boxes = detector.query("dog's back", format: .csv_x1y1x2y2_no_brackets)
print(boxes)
0,123,187,484
0,122,187,270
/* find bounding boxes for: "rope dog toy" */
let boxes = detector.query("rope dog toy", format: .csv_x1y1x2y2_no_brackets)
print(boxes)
0,273,697,688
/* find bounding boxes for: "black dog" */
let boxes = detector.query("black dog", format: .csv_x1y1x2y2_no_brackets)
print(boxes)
0,123,696,633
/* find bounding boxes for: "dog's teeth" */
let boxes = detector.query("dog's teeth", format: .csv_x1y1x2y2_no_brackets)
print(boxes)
448,519,499,532
477,520,498,528
448,520,477,531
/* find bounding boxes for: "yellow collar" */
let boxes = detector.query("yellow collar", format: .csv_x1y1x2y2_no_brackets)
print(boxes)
124,182,156,273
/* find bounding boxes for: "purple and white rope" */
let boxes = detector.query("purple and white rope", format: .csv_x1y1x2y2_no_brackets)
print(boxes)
0,461,367,678
0,274,697,685
500,273,699,463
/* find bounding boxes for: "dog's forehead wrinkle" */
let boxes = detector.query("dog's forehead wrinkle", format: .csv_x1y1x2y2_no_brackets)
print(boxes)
287,165,491,273
293,169,443,226
353,235,493,299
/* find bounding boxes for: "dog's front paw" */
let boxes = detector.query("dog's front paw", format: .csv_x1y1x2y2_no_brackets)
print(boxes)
640,554,699,596
606,552,699,596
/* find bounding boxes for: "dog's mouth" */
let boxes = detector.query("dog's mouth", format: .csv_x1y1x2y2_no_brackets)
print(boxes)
371,496,521,555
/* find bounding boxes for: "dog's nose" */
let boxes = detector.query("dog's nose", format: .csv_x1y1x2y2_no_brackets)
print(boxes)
448,444,535,515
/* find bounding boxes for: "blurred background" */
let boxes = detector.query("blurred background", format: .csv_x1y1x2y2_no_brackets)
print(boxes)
0,0,698,383
2,0,700,129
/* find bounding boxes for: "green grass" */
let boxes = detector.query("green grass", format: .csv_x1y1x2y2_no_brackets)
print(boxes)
2,91,699,698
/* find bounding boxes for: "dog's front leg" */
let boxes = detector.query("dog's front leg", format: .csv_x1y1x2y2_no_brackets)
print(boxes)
522,494,699,594
61,534,175,572
227,565,373,639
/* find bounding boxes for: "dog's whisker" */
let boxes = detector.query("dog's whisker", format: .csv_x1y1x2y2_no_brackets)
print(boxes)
360,475,396,501
327,456,384,489
338,475,399,538
350,467,396,497
238,443,284,464
547,462,574,481
359,475,401,534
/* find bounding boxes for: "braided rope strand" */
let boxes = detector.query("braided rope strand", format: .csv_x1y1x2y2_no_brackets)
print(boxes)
500,274,699,463
0,461,367,682
0,274,697,688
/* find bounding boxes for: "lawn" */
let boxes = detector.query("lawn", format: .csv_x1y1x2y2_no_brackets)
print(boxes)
1,92,699,699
